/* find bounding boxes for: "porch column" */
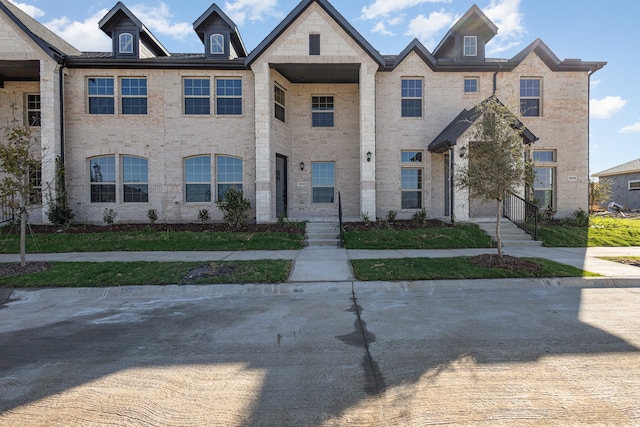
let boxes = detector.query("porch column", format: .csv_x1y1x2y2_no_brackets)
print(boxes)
39,61,62,223
254,62,272,223
359,63,376,219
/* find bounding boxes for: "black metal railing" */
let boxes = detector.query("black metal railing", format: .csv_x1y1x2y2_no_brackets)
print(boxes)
503,192,538,240
0,195,15,224
338,191,344,247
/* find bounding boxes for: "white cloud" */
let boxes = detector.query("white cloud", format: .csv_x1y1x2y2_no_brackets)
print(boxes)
45,11,111,52
7,0,44,18
483,0,526,55
591,79,601,89
130,3,191,41
590,96,627,119
361,0,451,21
372,21,394,36
620,121,640,134
223,0,282,25
406,10,455,48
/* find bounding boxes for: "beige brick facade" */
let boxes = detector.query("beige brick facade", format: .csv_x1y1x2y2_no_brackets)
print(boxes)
0,0,603,224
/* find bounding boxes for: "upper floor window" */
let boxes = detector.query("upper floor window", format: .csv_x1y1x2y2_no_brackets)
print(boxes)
26,94,41,126
184,78,211,115
464,36,477,56
274,84,286,123
309,34,320,55
311,96,334,127
121,78,147,115
401,79,423,118
215,79,242,115
185,156,211,202
520,78,541,117
88,78,115,115
464,77,479,93
217,156,243,201
90,156,116,203
119,33,134,54
210,34,224,55
122,156,148,203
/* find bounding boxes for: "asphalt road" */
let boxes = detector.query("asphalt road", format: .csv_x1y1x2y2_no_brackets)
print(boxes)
1,281,639,426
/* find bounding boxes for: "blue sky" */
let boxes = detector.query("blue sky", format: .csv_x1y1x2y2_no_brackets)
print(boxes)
9,0,638,175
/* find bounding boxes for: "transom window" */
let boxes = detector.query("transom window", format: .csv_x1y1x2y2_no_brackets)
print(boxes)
90,156,116,202
216,79,242,115
184,78,211,115
464,36,477,56
88,78,115,115
26,93,40,126
122,156,148,203
312,96,334,128
401,168,422,209
274,84,286,123
217,156,243,201
312,162,335,203
185,156,211,202
121,78,147,115
520,78,541,117
401,79,423,118
533,150,555,162
401,151,423,163
119,33,134,54
210,34,224,55
464,77,479,93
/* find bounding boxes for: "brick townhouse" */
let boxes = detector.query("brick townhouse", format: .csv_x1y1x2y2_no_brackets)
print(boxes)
0,0,605,224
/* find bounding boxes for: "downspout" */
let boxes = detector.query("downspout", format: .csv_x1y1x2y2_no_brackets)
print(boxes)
449,146,455,224
59,62,66,162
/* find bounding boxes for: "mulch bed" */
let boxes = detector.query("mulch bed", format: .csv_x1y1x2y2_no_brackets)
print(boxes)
470,254,541,274
0,261,53,278
342,219,450,232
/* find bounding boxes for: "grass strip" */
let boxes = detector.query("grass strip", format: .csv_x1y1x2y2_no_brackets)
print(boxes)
540,216,640,247
0,230,304,253
344,224,493,249
351,257,598,281
0,260,292,287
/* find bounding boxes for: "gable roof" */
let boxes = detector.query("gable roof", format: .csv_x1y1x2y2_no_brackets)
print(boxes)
246,0,385,68
510,38,606,73
0,0,81,61
193,3,247,57
428,96,538,154
99,1,170,57
593,158,640,177
433,4,498,59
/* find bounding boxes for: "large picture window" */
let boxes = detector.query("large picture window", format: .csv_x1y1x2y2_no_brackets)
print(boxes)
90,156,116,202
311,96,334,127
88,78,114,115
215,79,242,115
122,156,148,203
121,78,147,115
520,78,541,117
185,156,211,202
184,78,211,115
217,156,243,201
312,162,335,203
401,79,422,118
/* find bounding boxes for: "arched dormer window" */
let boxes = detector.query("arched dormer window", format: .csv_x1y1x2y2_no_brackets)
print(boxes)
210,33,225,55
119,32,134,54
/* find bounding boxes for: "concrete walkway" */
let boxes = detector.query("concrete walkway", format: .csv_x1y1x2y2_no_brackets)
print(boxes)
2,246,640,282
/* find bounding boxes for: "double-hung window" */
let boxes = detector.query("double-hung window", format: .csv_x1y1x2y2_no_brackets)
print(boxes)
122,156,148,202
88,78,115,115
401,79,422,118
311,96,334,127
90,156,116,202
275,84,286,123
532,150,555,208
312,162,335,203
217,156,243,201
520,78,541,117
185,156,211,202
401,151,423,209
215,79,242,115
121,78,147,115
184,78,211,115
464,36,477,56
29,166,42,205
464,77,479,94
26,94,41,126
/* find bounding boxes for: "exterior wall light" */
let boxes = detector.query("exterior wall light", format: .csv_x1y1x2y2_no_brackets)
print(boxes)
459,146,467,158
366,151,372,162
300,162,305,171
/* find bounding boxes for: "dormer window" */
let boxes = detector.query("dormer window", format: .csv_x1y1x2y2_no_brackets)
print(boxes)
119,33,134,54
464,36,477,56
210,33,224,55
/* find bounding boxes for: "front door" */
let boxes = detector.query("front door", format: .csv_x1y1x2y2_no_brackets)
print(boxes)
276,155,288,217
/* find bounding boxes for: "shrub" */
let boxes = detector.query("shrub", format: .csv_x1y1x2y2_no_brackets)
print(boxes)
572,208,589,227
198,208,210,223
102,208,117,225
540,205,557,222
147,208,158,224
411,208,428,225
217,187,250,228
361,212,371,225
385,210,397,222
47,203,74,227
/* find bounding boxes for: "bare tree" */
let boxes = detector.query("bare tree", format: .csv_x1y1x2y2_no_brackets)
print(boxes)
589,178,612,212
456,97,534,257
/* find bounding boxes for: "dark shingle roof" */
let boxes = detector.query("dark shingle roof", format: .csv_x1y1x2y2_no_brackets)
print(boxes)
593,158,640,177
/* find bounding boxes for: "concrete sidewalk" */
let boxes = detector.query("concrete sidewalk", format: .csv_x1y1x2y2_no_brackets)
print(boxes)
1,246,640,282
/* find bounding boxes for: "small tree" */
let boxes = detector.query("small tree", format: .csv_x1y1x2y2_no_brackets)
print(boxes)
0,125,41,267
589,178,611,212
456,97,533,257
217,187,250,228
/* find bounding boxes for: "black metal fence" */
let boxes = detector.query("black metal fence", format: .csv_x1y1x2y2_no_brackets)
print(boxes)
503,192,538,240
0,195,14,224
338,191,344,247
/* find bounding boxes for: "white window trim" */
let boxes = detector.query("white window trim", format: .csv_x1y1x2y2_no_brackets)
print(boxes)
274,84,286,123
214,78,243,116
401,78,423,118
119,33,134,54
520,77,543,117
210,33,224,55
25,93,40,126
311,95,335,128
629,180,640,190
120,77,147,115
464,36,477,56
464,77,479,93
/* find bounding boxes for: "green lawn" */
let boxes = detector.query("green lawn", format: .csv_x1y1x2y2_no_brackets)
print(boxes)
351,257,598,281
0,260,292,287
539,216,640,247
0,229,304,253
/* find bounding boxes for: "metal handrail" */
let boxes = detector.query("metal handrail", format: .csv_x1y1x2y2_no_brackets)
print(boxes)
503,192,538,240
338,191,344,247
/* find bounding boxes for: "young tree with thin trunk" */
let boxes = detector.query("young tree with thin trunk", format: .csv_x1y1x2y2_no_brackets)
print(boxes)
456,97,533,257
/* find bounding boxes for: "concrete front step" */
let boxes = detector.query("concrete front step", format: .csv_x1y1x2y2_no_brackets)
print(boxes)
304,222,341,248
476,220,542,247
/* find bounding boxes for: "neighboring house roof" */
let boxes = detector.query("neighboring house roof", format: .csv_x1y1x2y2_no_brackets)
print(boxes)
593,158,640,177
98,1,170,57
193,3,247,57
245,0,386,68
428,96,538,154
0,0,81,60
